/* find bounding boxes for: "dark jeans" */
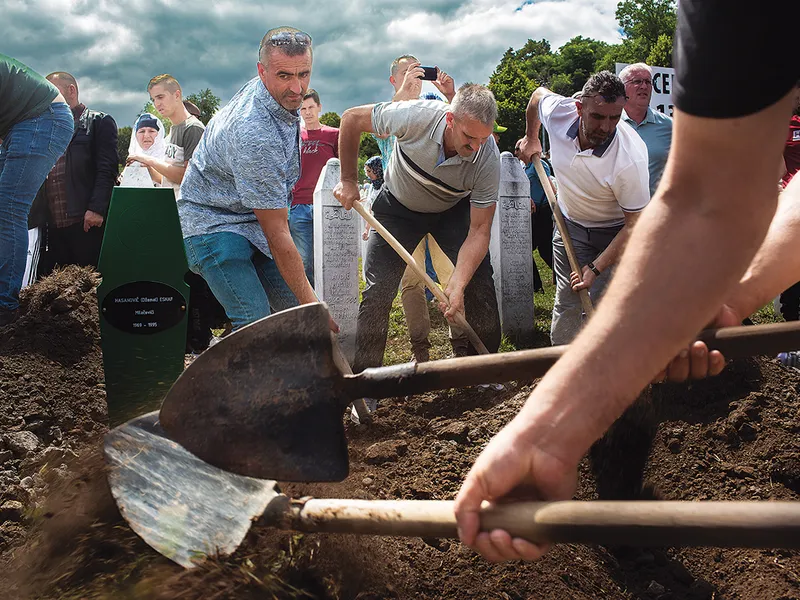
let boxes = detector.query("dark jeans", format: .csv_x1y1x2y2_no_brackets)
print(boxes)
40,221,105,274
354,189,500,372
531,201,554,291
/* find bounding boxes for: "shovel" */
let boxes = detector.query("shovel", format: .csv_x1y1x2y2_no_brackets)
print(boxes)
105,412,800,569
158,302,800,482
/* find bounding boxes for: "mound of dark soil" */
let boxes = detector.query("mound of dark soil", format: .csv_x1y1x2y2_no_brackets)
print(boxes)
1,267,799,599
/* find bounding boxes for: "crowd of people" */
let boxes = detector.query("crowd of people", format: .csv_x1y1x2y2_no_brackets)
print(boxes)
1,0,797,564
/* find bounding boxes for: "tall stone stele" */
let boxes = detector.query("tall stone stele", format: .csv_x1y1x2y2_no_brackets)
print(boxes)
489,151,535,346
313,158,360,365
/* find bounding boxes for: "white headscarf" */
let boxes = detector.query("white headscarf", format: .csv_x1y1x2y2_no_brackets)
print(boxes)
128,112,166,160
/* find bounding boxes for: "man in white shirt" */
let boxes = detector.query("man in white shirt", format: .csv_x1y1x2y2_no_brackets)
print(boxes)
516,71,650,344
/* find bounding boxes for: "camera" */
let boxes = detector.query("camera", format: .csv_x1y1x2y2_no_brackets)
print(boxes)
419,66,438,81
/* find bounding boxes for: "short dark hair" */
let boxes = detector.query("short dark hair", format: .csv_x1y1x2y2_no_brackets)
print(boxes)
259,26,313,64
581,71,626,103
303,89,320,105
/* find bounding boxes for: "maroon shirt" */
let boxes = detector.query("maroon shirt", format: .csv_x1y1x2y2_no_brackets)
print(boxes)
292,125,339,205
783,114,800,187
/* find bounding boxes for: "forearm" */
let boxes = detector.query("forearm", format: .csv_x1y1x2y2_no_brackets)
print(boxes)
592,224,631,272
449,226,491,292
524,87,550,140
265,229,317,305
339,107,371,183
522,196,773,465
730,179,800,315
146,159,187,184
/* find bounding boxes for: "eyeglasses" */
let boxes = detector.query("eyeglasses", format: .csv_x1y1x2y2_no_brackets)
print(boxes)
624,78,653,88
267,31,312,47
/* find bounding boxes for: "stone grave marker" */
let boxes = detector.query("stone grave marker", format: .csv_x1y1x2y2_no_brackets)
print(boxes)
97,187,189,425
313,158,360,365
490,152,535,346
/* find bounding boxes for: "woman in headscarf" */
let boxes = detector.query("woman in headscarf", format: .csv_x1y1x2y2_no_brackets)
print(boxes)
121,112,166,187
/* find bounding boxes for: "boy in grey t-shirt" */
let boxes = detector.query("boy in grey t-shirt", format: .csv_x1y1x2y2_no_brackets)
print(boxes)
126,75,204,199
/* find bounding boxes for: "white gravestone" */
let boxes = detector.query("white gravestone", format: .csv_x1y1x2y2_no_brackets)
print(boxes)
119,165,156,188
313,158,360,365
490,152,535,345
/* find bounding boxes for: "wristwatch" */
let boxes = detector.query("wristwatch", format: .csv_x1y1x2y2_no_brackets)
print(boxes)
587,262,601,277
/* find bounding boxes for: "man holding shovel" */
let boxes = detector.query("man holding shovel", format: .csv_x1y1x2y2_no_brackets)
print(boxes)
455,0,797,563
517,71,651,346
333,83,502,374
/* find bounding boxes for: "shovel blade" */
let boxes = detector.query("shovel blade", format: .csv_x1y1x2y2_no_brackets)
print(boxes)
159,303,351,482
104,411,280,568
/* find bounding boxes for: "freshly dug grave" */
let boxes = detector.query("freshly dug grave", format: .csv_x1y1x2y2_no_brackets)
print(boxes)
1,268,799,599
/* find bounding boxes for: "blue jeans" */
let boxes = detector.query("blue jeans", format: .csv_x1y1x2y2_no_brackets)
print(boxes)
184,232,298,330
288,203,313,284
0,102,73,310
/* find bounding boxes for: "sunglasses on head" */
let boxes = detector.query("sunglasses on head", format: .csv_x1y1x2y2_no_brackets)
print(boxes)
268,31,312,47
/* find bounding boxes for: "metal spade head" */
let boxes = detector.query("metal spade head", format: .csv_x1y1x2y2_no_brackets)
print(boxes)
104,411,281,568
159,303,352,482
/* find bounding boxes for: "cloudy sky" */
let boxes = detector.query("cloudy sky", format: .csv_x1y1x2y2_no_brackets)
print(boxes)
5,0,623,128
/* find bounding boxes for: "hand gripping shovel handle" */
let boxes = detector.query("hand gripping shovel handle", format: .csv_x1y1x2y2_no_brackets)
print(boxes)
533,157,594,317
352,200,490,355
348,320,800,399
270,498,800,549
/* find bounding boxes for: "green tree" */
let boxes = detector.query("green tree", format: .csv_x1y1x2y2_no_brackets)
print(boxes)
319,112,341,128
556,36,610,92
117,126,131,166
646,33,674,67
488,51,535,151
615,0,677,61
185,88,221,125
358,132,379,161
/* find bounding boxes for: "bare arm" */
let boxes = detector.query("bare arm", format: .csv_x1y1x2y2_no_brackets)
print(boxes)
335,105,375,209
515,87,552,163
593,210,640,272
442,204,495,318
455,90,795,561
255,208,316,306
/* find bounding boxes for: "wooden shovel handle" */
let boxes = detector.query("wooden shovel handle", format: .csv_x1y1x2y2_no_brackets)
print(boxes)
280,498,800,549
353,200,490,355
349,320,800,399
533,157,594,317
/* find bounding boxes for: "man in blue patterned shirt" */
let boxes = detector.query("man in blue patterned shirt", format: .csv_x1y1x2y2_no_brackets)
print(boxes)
178,27,332,331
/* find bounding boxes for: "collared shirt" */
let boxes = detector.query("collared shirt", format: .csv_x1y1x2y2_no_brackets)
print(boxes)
44,103,85,229
178,77,301,258
622,106,673,196
540,93,650,228
372,99,500,213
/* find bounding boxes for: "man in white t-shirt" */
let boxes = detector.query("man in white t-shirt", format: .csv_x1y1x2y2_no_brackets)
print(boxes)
516,71,650,344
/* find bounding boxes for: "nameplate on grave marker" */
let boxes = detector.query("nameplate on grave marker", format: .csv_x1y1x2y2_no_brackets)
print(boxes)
101,281,185,335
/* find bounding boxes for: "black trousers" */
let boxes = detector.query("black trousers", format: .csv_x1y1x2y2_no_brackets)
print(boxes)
40,221,104,275
531,201,554,291
354,189,501,372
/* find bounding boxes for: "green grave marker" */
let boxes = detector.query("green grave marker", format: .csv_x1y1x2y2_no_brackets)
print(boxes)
97,187,189,425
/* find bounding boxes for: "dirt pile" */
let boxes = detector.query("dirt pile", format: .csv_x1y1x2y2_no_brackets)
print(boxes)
1,267,800,599
0,267,107,556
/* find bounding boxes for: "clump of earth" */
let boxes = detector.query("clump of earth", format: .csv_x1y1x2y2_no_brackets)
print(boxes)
1,267,799,599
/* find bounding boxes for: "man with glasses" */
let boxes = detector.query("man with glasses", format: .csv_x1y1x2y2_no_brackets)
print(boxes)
334,83,502,376
515,71,650,345
178,27,334,332
620,63,673,196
